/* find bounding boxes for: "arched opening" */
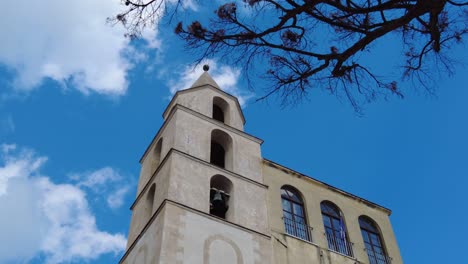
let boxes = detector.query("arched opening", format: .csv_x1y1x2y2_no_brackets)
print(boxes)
151,138,163,174
320,201,353,257
359,216,390,264
210,129,233,170
211,142,225,168
209,175,233,219
144,184,156,222
213,104,224,123
280,185,311,241
212,97,230,125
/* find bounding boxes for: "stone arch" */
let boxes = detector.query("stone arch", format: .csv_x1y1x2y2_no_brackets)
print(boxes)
210,129,233,170
203,234,244,264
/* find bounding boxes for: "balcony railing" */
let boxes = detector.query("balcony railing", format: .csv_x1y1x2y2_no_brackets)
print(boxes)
325,231,354,257
365,248,392,264
283,217,313,242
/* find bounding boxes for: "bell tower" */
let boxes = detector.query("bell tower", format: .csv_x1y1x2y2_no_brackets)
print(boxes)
120,66,272,264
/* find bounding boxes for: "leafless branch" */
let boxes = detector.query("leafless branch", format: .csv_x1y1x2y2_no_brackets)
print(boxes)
113,0,468,110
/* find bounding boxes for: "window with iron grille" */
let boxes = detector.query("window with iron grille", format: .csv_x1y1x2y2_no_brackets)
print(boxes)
281,186,311,242
321,201,353,257
359,216,391,264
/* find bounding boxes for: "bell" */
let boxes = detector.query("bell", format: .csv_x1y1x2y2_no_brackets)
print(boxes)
212,191,225,208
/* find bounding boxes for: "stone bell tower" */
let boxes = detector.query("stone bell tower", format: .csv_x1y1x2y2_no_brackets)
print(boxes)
120,66,272,264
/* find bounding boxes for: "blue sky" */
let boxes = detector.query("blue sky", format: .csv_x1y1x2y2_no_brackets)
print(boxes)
0,1,467,263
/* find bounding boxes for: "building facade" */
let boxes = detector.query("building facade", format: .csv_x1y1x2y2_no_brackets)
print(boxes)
120,69,403,264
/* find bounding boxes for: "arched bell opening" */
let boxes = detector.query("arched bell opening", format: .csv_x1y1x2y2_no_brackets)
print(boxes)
151,138,163,174
210,129,233,170
144,183,156,223
212,97,230,125
209,175,233,220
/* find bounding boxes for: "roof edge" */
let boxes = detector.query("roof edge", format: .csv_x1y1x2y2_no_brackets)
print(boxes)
262,158,392,215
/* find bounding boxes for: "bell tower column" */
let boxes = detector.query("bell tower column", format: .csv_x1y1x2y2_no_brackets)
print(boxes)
120,66,273,264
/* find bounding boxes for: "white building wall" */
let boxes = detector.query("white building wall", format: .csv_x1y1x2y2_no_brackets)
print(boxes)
166,151,269,234
170,108,262,182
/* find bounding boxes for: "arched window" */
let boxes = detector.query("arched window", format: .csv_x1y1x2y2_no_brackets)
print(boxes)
212,97,230,124
210,129,233,170
209,175,233,220
281,186,311,241
359,216,390,264
321,201,353,257
151,138,163,174
144,184,156,222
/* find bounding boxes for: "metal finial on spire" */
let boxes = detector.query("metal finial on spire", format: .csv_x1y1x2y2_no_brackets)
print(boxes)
203,64,210,72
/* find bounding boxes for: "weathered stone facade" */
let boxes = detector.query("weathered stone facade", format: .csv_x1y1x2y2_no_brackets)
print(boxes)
120,70,403,264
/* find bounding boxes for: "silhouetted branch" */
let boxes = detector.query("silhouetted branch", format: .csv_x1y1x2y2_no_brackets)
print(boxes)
113,0,468,110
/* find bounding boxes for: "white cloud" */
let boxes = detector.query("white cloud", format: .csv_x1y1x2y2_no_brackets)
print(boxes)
0,144,47,196
70,167,122,190
69,166,132,209
0,144,126,264
0,0,158,96
169,59,254,107
107,186,131,209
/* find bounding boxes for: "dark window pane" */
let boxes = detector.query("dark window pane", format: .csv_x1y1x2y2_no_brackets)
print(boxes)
371,234,382,246
332,218,341,231
364,242,373,250
362,230,371,242
212,104,224,122
321,202,340,217
281,187,303,204
210,142,225,168
282,199,292,212
359,217,378,232
323,215,332,228
325,228,334,239
284,190,300,203
293,203,304,217
374,246,384,254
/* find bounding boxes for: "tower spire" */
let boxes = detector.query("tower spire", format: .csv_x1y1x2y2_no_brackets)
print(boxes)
190,65,220,89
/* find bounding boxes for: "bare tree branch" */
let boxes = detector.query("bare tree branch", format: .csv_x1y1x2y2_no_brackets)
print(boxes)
113,0,468,110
